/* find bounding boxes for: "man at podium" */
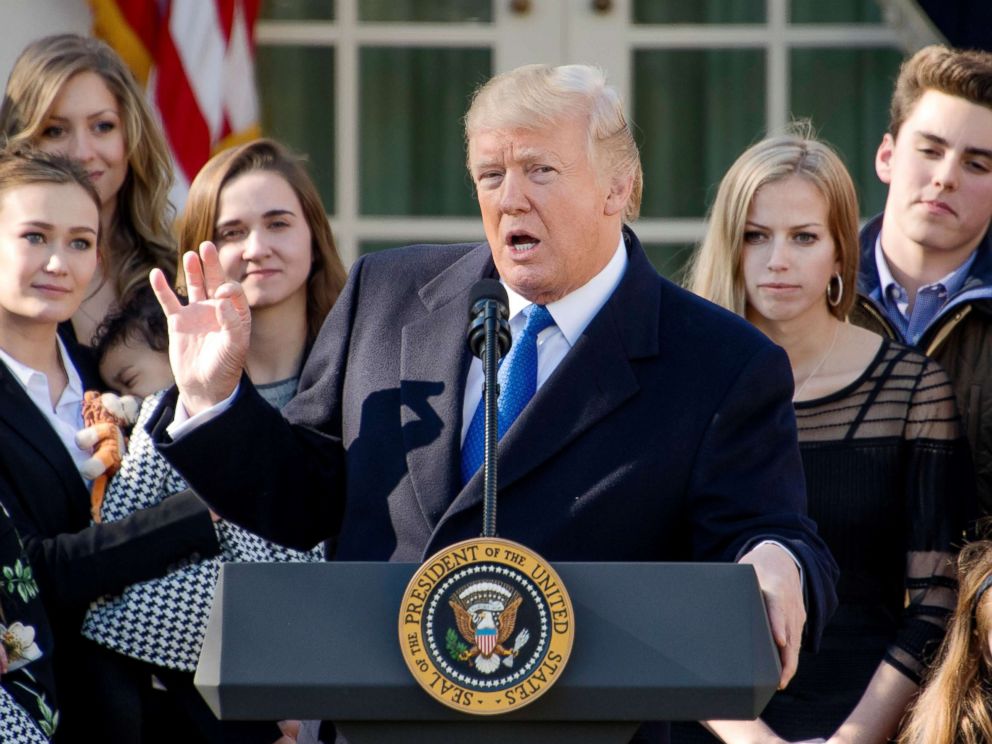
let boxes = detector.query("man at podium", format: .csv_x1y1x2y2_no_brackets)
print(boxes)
148,64,838,742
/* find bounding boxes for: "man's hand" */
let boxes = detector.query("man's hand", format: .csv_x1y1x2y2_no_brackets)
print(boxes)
149,242,251,416
739,542,805,689
273,719,301,743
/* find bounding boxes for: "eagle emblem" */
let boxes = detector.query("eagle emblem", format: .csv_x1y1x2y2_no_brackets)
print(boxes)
449,580,531,674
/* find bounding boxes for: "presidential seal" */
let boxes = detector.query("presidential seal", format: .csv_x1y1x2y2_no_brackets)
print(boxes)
398,537,574,714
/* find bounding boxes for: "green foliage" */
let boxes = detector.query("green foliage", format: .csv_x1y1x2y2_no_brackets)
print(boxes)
3,559,38,603
445,628,469,660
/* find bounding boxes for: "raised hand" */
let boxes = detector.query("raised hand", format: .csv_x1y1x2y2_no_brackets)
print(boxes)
149,242,251,416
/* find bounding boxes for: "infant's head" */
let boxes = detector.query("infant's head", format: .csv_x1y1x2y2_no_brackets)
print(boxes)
94,287,174,399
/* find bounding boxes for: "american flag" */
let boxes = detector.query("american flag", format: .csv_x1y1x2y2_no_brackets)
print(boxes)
89,0,262,209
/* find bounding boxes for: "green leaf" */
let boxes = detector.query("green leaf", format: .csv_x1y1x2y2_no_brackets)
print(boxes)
36,696,52,719
445,627,469,660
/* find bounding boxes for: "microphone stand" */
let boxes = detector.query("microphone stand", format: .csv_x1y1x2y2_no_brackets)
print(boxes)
481,299,500,538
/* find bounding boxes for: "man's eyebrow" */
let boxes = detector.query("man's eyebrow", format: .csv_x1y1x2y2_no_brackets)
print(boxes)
917,131,992,159
471,158,503,172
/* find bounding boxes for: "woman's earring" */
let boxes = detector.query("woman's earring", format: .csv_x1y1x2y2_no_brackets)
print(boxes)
827,272,843,307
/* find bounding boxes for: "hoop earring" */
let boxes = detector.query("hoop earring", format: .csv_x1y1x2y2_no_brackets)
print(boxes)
827,273,843,307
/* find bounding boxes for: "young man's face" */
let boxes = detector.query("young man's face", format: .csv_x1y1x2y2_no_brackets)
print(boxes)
876,89,992,262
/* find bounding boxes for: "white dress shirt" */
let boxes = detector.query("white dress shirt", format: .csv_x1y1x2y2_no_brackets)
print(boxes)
0,338,88,479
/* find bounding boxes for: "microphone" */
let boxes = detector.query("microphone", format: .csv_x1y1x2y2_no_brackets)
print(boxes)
466,279,511,537
467,279,511,359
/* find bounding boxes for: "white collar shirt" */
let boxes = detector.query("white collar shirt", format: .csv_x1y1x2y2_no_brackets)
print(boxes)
0,339,89,479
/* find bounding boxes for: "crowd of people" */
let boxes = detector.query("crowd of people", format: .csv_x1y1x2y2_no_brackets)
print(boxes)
0,29,989,744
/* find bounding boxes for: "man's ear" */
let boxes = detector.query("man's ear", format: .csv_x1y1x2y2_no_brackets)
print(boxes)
875,133,895,185
604,174,634,217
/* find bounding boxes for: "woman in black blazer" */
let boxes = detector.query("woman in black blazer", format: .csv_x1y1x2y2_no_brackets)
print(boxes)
0,150,219,742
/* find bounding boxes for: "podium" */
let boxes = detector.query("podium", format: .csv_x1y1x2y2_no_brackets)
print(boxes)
195,562,780,743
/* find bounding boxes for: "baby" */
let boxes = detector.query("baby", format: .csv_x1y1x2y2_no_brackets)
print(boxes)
93,286,174,399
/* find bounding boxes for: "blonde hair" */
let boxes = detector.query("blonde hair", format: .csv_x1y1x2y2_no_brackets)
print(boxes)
464,63,642,221
899,540,992,744
889,45,992,138
687,124,860,320
0,34,176,305
176,139,346,344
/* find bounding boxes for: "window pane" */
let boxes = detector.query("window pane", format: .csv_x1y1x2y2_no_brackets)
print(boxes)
633,0,765,23
790,47,903,217
791,0,883,23
257,45,335,212
261,0,334,21
359,47,491,216
359,0,492,22
642,243,695,281
634,49,765,218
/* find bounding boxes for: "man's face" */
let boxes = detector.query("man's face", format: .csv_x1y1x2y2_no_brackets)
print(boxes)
876,89,992,259
468,117,628,305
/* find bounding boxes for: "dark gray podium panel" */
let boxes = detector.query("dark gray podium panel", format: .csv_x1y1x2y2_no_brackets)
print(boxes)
196,562,778,727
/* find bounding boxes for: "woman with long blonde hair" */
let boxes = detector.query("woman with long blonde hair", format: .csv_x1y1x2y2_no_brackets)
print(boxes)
675,126,974,744
899,540,992,744
0,33,176,352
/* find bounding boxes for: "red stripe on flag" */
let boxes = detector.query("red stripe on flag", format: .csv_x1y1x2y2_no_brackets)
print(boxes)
216,0,235,41
116,0,162,52
152,29,211,181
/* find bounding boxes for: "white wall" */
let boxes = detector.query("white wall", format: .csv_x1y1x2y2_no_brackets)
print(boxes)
0,0,91,90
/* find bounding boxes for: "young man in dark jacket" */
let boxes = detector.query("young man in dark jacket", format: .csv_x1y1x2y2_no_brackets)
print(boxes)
851,45,992,514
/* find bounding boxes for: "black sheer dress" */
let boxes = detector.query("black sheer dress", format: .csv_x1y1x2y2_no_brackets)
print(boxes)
672,338,974,742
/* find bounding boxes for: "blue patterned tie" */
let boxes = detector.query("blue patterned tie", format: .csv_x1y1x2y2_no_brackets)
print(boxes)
460,304,555,485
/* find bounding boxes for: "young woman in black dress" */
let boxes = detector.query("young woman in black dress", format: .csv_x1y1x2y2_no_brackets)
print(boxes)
681,128,974,744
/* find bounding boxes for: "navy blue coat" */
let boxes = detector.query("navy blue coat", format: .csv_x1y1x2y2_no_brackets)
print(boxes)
152,228,836,636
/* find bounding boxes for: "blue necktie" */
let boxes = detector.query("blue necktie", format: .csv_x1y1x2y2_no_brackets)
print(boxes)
460,304,555,485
